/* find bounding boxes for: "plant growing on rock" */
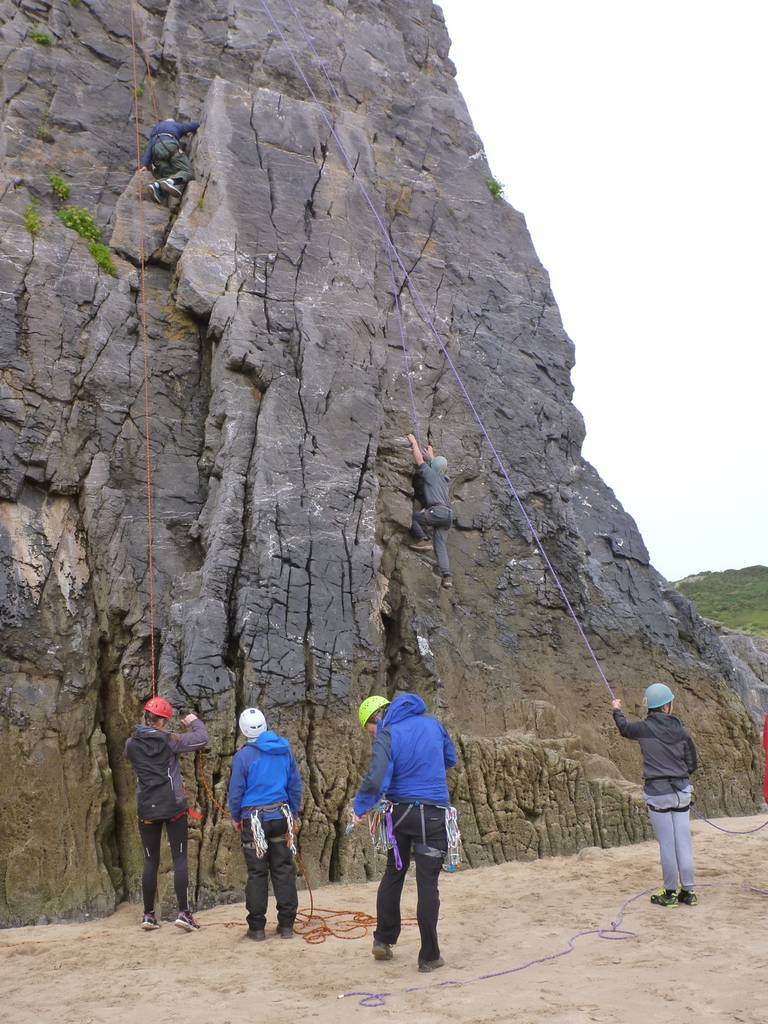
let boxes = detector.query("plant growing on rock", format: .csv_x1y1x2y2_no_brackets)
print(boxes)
30,30,53,46
48,174,70,201
485,176,505,200
135,83,145,99
70,0,82,7
24,201,42,237
36,115,53,142
88,242,117,277
57,206,101,242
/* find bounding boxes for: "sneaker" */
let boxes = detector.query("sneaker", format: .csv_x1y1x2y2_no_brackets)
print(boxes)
418,957,446,973
650,888,678,907
677,888,698,906
161,177,183,197
372,939,394,961
276,925,294,939
141,912,160,930
147,182,163,204
174,910,200,931
409,540,432,551
247,928,266,941
441,576,453,589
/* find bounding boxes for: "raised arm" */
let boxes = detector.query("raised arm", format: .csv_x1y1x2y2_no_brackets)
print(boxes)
406,433,424,467
167,714,208,753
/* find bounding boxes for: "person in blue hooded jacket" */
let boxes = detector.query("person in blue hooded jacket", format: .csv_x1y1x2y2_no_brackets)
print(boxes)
352,692,457,972
227,707,303,941
141,118,200,203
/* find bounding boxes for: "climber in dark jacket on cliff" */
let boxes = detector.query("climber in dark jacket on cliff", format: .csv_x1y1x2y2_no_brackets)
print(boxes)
352,692,457,973
406,433,453,589
612,682,698,908
228,707,303,941
125,697,208,931
141,118,200,203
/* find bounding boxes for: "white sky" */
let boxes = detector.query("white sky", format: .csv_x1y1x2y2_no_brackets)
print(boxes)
438,0,767,581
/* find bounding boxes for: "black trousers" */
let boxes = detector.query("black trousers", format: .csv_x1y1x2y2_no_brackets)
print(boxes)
137,815,189,914
374,803,448,963
241,817,298,930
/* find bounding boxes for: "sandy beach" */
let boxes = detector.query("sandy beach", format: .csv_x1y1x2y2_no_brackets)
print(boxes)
3,815,767,1024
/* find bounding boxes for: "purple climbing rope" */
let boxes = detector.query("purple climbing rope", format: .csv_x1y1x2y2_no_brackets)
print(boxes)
692,807,768,835
259,0,615,697
337,888,647,1007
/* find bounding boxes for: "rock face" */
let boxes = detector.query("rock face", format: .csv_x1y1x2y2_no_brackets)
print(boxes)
0,0,763,926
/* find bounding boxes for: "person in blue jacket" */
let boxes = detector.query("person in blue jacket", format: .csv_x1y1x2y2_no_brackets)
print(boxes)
141,118,200,203
227,707,303,941
353,692,457,972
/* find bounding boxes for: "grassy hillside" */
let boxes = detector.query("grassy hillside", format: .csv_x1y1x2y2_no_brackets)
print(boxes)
674,565,768,637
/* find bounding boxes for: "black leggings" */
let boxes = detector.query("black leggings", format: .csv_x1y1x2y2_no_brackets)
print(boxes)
137,816,189,914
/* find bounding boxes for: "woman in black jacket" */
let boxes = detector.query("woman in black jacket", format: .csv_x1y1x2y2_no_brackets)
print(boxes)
125,697,208,931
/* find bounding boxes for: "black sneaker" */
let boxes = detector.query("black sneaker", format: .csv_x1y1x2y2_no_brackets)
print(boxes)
147,182,163,204
418,957,445,973
677,888,698,906
650,888,678,907
372,939,393,960
174,910,200,931
141,912,160,930
276,925,294,939
247,928,266,941
161,177,183,197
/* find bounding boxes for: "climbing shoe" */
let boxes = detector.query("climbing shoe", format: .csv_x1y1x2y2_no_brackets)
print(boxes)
441,576,453,589
418,957,446,973
247,928,266,941
276,925,294,939
161,177,183,197
147,182,163,204
372,939,394,961
677,888,698,906
409,540,432,551
174,910,200,931
650,889,678,907
141,912,160,930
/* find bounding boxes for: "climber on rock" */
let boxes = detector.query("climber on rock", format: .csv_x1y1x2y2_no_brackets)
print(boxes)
352,692,457,973
612,683,699,908
227,708,303,942
406,433,453,589
141,117,200,204
124,697,209,932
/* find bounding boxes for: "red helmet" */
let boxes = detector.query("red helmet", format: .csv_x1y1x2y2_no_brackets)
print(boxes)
143,696,173,720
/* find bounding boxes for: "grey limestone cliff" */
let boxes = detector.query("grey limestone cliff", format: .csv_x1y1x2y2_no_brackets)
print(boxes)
0,0,763,926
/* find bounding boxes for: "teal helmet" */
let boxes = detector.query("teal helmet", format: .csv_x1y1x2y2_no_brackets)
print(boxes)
431,455,448,476
643,682,675,709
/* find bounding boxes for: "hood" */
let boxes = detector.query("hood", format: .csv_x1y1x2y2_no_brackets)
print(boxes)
131,724,169,754
645,712,687,740
251,730,291,754
383,693,427,727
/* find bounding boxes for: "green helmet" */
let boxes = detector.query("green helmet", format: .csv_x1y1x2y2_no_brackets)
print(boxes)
358,695,390,729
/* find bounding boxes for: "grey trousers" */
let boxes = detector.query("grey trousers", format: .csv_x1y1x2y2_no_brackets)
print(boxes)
411,506,452,577
646,787,695,890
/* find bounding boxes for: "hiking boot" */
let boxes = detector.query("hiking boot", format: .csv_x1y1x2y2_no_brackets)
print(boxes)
247,928,266,941
372,939,393,961
650,888,678,907
276,925,294,939
147,182,163,204
409,540,432,551
174,910,200,931
418,957,446,973
160,177,183,197
677,888,698,906
141,912,160,930
441,576,453,589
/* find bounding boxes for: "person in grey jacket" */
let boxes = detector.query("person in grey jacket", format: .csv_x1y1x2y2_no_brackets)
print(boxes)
612,682,698,907
406,433,453,589
125,697,209,931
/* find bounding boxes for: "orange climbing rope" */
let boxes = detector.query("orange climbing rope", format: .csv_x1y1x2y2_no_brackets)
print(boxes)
128,1,157,695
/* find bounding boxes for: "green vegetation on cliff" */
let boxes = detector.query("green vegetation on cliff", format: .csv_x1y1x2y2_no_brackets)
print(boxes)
675,565,768,637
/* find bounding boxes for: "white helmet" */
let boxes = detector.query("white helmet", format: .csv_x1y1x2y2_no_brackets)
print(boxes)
239,707,267,739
